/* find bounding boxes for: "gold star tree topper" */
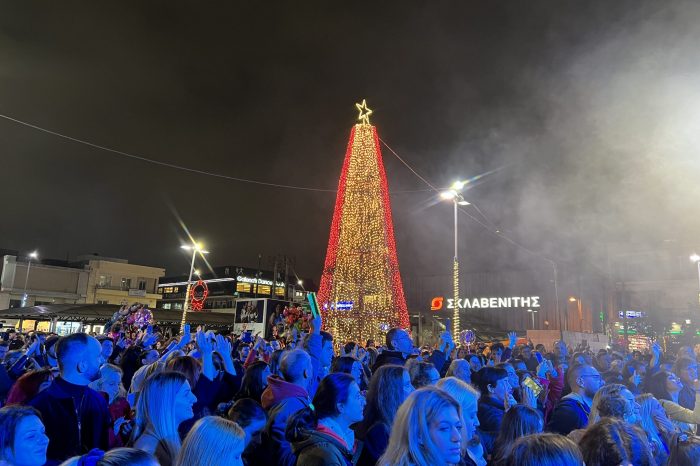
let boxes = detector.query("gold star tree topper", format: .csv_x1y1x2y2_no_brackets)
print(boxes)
355,99,373,125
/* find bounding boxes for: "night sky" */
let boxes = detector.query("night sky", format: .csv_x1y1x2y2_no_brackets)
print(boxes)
1,1,699,283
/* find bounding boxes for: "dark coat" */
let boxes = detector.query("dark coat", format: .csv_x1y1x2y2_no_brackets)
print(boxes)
292,429,354,466
179,370,242,437
678,384,696,410
545,394,590,436
356,422,389,466
29,376,110,465
477,395,505,434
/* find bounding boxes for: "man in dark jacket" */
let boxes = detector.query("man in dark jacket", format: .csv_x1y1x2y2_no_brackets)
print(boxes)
546,364,602,435
372,328,448,374
29,333,110,465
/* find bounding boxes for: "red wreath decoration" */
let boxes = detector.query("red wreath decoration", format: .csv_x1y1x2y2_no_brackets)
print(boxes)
190,279,209,311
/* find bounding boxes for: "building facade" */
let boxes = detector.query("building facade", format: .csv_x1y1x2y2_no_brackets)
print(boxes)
79,255,164,308
157,265,307,312
0,255,88,309
0,254,165,332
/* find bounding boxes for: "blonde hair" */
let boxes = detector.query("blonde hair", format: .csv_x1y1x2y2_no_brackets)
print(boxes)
131,372,188,461
175,416,245,466
437,377,480,452
378,386,462,466
437,376,480,415
89,363,125,402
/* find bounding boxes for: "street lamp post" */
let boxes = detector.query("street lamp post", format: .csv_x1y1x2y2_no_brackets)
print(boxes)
180,243,209,333
527,308,538,329
21,251,38,307
691,254,700,307
440,181,470,341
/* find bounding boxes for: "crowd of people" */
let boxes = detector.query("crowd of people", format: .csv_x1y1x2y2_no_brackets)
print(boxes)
1,308,700,466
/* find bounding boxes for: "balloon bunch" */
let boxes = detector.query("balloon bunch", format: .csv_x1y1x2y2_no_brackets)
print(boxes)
283,305,310,334
105,303,154,341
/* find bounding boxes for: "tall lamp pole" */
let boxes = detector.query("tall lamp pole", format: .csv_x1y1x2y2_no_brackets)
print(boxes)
440,181,470,341
691,254,700,307
527,308,538,329
21,251,38,307
180,242,209,333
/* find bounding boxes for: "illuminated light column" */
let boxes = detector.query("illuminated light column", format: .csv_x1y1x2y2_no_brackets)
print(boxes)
453,198,459,341
21,251,39,307
180,242,209,334
440,183,469,341
317,100,410,344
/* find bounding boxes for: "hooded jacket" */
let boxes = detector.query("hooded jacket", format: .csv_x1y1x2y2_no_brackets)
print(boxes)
292,428,355,466
260,375,311,466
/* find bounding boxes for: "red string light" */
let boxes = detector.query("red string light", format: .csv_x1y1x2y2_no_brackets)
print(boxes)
190,279,209,311
318,119,410,344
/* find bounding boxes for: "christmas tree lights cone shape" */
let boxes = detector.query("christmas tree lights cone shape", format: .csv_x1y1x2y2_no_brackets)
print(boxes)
317,101,410,345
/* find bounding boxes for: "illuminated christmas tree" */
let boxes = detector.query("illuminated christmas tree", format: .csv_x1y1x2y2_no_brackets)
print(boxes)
317,100,410,344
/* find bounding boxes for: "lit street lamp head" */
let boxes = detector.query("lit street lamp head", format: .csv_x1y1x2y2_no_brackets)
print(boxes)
440,190,457,200
450,180,466,191
28,251,38,259
568,296,577,302
690,254,700,263
181,243,209,254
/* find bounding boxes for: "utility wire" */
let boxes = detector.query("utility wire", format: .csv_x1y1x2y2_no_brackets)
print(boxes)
0,112,432,194
379,137,557,264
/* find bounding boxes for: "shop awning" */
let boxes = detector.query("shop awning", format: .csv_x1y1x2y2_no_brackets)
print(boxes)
0,304,235,327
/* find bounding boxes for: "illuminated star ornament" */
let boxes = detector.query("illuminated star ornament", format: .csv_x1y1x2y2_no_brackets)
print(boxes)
317,101,410,344
355,99,373,125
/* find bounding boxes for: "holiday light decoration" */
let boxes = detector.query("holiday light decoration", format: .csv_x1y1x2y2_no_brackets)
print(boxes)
190,279,209,311
317,100,410,345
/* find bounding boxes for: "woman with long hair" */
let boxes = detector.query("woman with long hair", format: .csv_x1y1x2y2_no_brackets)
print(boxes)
648,370,700,434
5,369,53,405
287,373,365,465
90,364,132,448
234,361,270,403
491,405,543,465
378,387,463,466
130,372,197,465
636,393,676,465
175,416,245,466
355,365,413,466
504,433,584,466
437,376,484,466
